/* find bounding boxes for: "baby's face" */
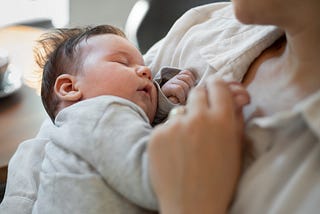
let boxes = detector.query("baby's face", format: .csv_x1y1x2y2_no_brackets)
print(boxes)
76,34,158,122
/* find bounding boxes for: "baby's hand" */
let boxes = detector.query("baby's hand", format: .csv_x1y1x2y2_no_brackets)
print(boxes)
161,70,196,104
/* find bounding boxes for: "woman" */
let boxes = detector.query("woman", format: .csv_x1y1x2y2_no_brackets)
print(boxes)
147,0,320,213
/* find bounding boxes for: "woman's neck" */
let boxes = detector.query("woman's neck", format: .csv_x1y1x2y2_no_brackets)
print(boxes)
242,27,320,120
280,22,320,94
270,1,320,78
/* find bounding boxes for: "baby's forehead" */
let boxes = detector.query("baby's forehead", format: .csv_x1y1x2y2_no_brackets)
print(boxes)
79,34,144,60
83,33,124,44
75,35,109,57
77,34,127,52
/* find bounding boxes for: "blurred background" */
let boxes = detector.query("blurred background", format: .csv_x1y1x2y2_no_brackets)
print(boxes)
0,0,135,29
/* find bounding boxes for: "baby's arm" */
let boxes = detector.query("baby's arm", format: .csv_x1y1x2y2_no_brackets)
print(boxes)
161,70,196,104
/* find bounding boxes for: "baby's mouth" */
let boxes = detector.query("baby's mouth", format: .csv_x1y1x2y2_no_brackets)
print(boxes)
138,83,152,98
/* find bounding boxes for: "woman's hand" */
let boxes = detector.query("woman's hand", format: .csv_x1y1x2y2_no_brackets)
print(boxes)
148,76,250,214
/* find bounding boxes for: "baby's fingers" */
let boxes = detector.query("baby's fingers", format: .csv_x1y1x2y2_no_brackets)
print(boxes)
175,70,197,87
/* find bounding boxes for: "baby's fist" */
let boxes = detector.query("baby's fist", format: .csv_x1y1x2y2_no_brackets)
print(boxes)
161,70,196,104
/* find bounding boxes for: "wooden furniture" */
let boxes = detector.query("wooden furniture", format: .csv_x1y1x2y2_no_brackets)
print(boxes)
0,165,7,202
0,26,47,183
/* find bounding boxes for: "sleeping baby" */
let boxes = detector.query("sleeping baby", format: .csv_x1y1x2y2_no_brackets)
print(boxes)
31,24,195,213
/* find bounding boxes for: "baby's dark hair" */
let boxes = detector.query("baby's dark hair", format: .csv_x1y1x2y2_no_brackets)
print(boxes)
34,25,126,122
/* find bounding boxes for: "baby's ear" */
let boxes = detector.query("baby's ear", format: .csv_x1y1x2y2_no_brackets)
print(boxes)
54,74,82,101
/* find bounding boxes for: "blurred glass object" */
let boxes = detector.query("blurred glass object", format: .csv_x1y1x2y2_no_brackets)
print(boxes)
0,48,22,98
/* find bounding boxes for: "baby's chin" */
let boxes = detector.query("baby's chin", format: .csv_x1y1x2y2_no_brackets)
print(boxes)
146,108,156,124
139,98,157,124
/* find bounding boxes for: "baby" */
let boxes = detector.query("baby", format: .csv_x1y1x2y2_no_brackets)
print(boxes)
37,25,195,124
32,25,196,213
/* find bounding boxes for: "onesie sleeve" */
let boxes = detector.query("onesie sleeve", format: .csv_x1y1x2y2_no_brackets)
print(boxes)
152,66,182,125
93,103,158,210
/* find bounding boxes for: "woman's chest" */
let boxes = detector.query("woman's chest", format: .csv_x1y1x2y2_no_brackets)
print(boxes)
241,53,300,121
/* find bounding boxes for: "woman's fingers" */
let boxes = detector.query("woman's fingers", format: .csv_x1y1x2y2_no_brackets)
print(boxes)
228,82,250,109
186,85,208,114
206,76,235,117
186,76,237,121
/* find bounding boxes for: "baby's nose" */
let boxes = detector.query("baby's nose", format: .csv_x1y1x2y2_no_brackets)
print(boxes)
136,66,151,80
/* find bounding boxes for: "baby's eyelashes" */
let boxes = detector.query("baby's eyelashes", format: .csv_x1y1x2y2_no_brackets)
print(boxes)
114,58,129,66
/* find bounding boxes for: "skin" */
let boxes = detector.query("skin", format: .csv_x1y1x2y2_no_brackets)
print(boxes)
148,0,320,213
161,70,196,104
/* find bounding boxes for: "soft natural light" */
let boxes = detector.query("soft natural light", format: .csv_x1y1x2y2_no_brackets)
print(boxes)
0,0,69,27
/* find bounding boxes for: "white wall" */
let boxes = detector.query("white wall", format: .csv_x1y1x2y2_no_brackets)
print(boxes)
69,0,137,30
0,0,135,29
0,0,69,27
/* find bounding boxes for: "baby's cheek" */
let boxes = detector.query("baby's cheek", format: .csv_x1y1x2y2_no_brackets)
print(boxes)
153,89,158,109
